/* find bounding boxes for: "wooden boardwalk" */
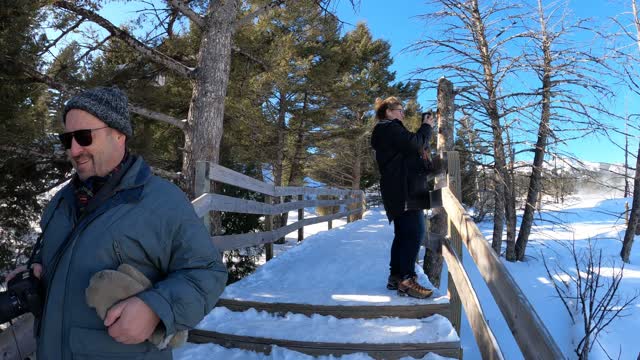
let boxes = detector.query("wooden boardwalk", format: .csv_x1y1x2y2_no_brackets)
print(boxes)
189,210,461,359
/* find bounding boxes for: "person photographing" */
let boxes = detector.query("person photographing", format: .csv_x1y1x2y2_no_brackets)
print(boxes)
371,97,435,299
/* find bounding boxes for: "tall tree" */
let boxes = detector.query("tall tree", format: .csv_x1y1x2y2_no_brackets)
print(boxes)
0,1,70,275
412,0,526,260
515,0,617,261
311,23,404,192
29,0,355,202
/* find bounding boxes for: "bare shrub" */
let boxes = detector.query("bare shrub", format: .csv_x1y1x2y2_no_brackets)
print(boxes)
542,239,639,360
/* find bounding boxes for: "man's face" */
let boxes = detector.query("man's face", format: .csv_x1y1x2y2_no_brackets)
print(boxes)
64,109,126,180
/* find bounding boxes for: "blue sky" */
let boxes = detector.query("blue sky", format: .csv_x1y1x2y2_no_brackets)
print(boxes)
334,0,639,165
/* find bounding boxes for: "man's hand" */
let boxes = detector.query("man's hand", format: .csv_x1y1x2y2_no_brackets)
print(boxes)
104,296,160,344
6,264,43,283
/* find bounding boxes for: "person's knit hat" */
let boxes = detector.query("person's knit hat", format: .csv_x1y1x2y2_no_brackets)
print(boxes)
63,87,132,137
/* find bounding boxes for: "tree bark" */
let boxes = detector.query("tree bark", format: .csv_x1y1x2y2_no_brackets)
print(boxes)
468,0,514,259
182,0,239,197
425,77,455,288
516,1,553,261
620,141,640,262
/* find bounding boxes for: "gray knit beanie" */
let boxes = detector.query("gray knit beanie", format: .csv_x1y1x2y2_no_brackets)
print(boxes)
63,87,132,137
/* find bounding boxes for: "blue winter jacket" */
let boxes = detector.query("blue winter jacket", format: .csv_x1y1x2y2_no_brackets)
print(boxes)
34,155,227,359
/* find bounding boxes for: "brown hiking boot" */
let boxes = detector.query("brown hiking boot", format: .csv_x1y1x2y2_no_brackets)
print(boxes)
397,277,433,299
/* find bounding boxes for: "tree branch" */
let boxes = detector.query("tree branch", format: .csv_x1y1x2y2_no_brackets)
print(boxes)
24,68,186,131
53,1,195,79
231,44,268,71
128,104,186,130
38,17,85,56
169,0,204,28
234,0,286,30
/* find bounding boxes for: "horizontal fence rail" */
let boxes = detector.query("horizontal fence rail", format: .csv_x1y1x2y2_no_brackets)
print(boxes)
441,187,564,360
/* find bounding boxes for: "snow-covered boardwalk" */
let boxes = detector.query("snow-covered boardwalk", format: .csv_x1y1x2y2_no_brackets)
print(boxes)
175,210,460,360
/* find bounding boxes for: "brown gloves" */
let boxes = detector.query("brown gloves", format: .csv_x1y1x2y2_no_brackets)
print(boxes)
85,264,188,350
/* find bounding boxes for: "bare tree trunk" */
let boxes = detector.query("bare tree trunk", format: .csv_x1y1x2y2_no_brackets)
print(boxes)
516,0,553,261
504,128,517,260
464,0,512,258
271,91,288,242
182,0,239,197
288,92,308,187
425,77,455,287
491,180,506,254
621,141,640,262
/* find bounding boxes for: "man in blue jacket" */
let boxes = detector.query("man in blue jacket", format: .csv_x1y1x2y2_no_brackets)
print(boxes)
20,87,227,359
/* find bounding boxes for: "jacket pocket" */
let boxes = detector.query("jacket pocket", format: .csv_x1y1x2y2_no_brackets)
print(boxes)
69,327,170,360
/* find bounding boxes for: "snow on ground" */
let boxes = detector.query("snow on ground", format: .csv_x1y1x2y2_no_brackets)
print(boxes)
222,209,447,306
175,193,640,359
198,308,457,344
174,343,454,360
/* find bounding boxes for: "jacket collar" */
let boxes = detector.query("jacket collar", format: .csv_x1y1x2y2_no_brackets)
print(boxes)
60,155,151,209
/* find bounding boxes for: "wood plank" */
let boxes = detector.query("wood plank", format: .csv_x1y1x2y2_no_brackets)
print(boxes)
188,329,461,360
0,314,36,360
208,163,276,196
442,240,504,360
446,151,463,334
441,188,564,360
216,298,451,320
193,194,359,217
275,186,354,197
212,208,364,251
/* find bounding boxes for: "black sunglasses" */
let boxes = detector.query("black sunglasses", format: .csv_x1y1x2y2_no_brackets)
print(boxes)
58,126,109,149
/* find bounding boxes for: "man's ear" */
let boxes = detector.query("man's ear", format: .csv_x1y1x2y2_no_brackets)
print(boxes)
113,129,127,144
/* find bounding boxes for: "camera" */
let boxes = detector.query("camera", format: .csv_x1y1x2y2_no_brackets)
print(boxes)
0,269,43,324
421,109,437,123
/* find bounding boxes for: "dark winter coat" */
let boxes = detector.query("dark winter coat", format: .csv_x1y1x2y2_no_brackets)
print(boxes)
371,119,432,222
33,155,228,360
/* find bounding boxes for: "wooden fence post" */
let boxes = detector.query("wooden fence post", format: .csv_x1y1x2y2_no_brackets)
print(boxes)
446,151,463,335
425,77,455,288
298,194,304,242
195,161,211,233
265,195,273,261
346,193,352,224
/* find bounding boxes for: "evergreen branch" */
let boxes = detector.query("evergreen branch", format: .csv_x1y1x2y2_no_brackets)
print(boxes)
234,0,286,30
169,0,204,28
0,146,65,163
52,1,195,79
38,17,85,56
231,44,268,71
76,36,111,65
23,68,186,131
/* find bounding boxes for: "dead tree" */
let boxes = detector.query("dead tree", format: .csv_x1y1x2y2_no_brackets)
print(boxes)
512,0,617,261
621,140,640,262
412,0,527,261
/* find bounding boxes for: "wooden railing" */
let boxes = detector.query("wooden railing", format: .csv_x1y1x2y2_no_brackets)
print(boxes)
437,151,564,360
192,161,366,256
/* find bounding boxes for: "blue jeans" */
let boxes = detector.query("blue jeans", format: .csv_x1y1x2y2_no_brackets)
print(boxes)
390,210,425,278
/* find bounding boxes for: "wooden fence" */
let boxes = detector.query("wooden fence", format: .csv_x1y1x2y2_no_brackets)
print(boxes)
192,161,366,257
437,151,564,360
